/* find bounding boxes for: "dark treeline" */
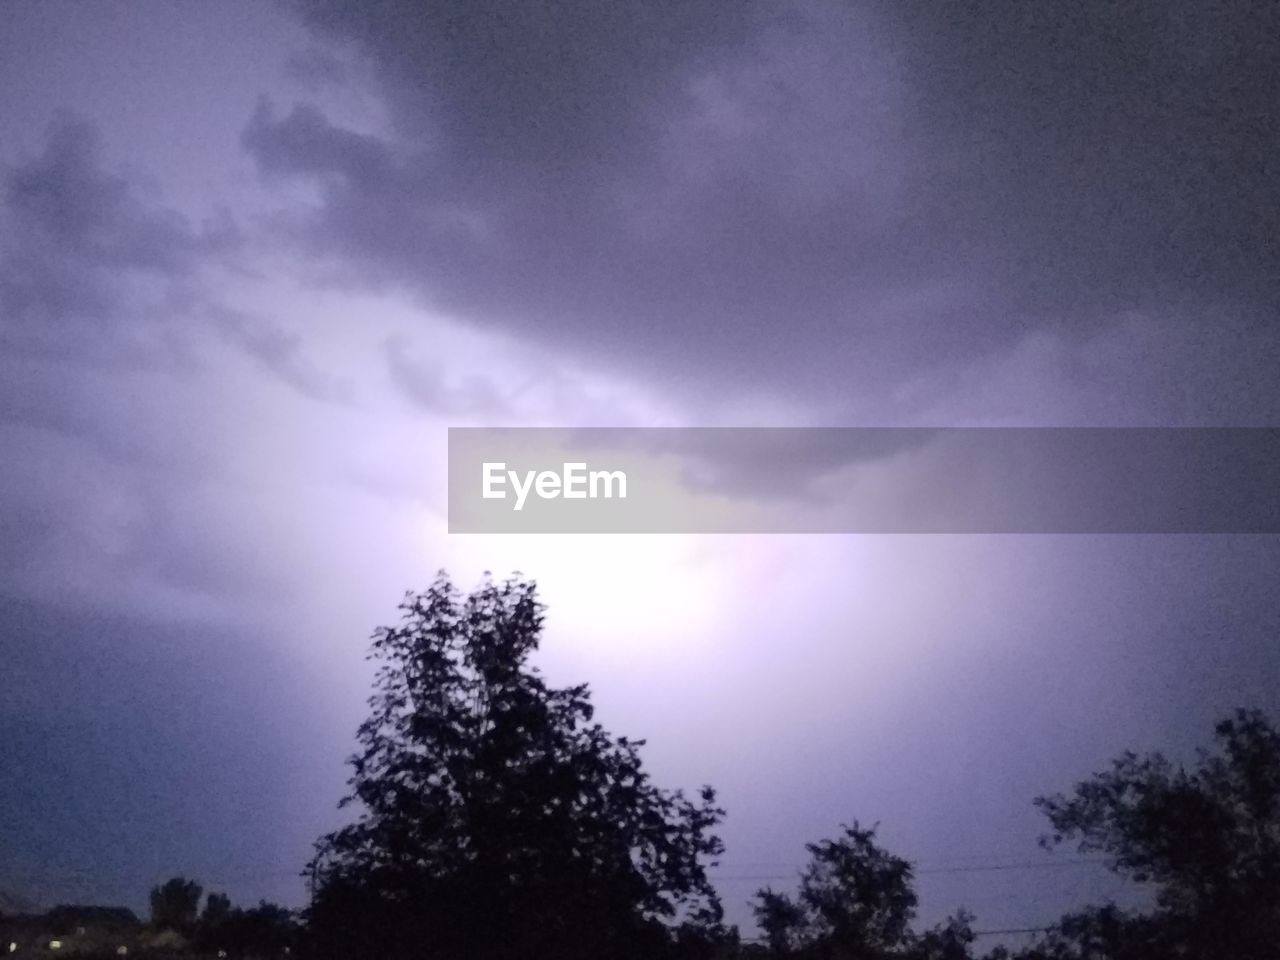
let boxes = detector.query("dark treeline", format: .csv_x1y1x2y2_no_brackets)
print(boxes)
6,573,1278,960
0,882,298,959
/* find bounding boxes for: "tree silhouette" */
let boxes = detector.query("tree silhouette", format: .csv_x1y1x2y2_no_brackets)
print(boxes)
752,822,975,959
149,877,202,933
305,572,726,960
753,887,808,955
221,902,297,957
1023,708,1280,959
193,892,231,953
909,911,978,960
194,893,296,958
202,892,232,927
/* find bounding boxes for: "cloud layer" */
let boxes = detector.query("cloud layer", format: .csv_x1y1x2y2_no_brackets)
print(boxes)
239,0,1280,413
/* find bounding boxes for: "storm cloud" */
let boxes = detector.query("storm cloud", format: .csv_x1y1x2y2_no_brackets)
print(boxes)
3,0,1279,941
237,0,1280,412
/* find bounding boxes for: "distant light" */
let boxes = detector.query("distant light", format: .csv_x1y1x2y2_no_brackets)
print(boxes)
8,943,16,953
217,951,227,958
48,943,61,951
116,948,128,956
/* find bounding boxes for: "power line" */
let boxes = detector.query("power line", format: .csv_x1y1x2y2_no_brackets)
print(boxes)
971,927,1051,938
921,856,1109,875
15,857,1112,885
740,927,1051,944
710,856,1109,881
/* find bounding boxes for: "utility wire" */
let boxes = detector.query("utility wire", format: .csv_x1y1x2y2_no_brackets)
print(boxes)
710,856,1109,880
14,857,1112,885
741,926,1052,943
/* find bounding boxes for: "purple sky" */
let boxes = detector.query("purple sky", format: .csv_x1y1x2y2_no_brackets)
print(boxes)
2,0,1279,942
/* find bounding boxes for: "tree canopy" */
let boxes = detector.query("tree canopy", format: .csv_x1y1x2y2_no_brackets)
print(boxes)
1023,708,1280,959
149,877,202,933
305,572,726,960
751,822,976,960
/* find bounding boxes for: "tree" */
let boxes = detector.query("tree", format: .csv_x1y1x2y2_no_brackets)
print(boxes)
195,894,296,958
909,911,978,960
753,888,808,955
202,892,232,927
305,572,726,960
149,876,202,933
220,902,297,957
194,892,231,953
1007,905,1167,960
752,823,973,959
1026,708,1280,959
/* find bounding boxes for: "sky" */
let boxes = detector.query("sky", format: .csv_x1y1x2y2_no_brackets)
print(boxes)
2,0,1279,942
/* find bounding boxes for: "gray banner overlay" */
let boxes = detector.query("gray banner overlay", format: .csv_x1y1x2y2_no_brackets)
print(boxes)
448,428,1280,534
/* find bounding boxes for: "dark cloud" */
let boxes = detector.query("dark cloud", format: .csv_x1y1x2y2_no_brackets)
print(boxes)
295,0,758,168
894,0,1280,308
246,0,1279,415
212,304,352,404
5,117,204,273
243,98,394,184
0,111,357,408
384,335,514,418
0,115,352,625
1,114,237,359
